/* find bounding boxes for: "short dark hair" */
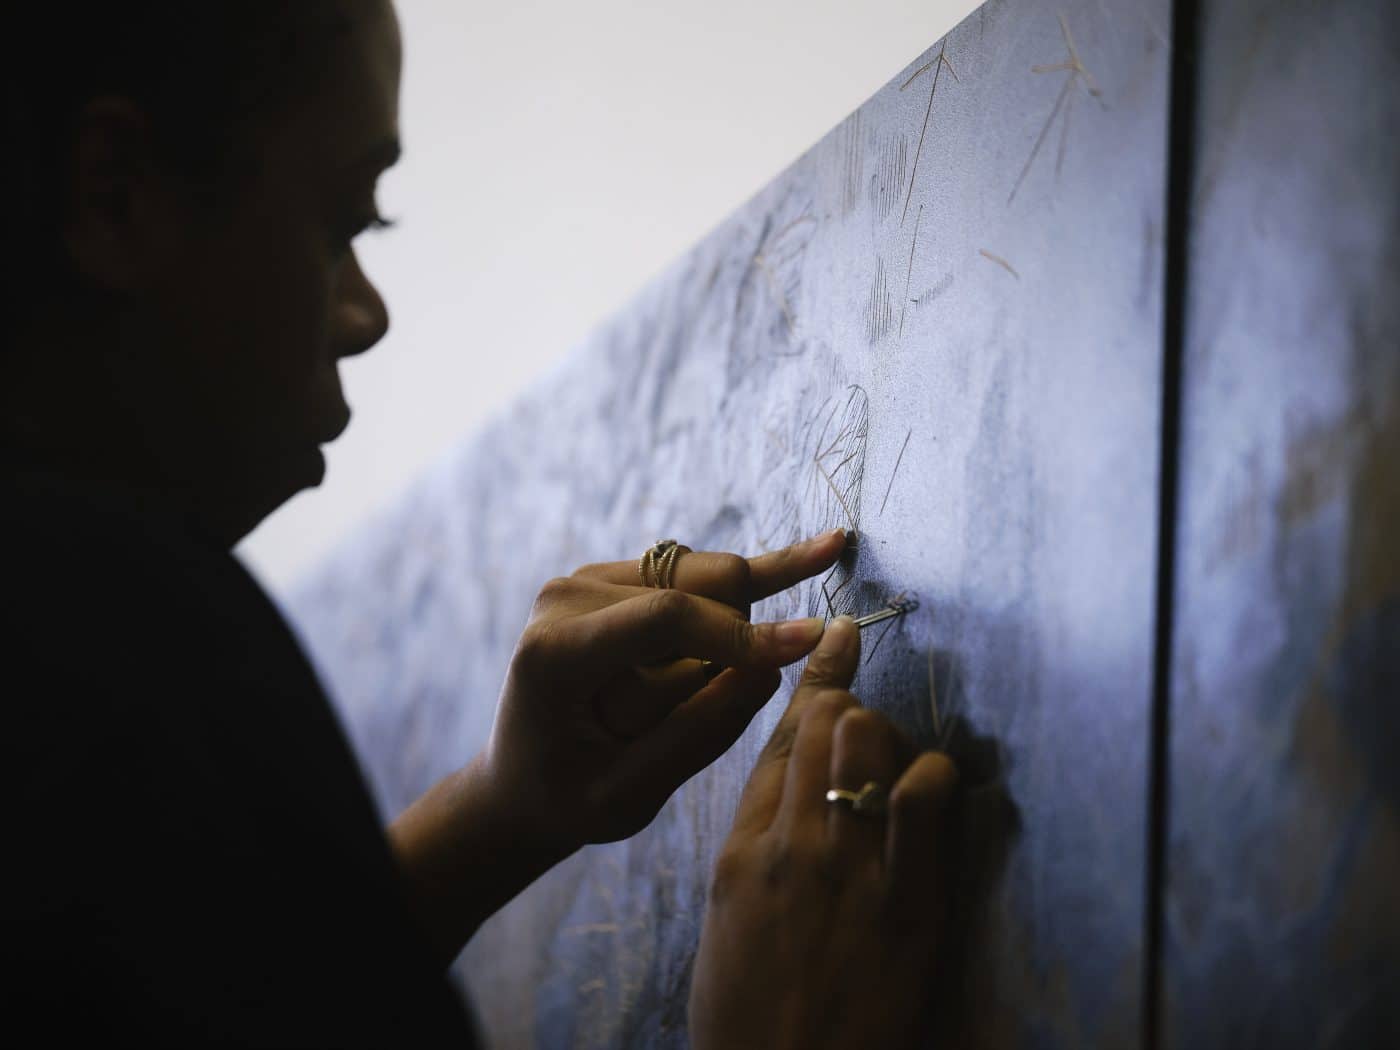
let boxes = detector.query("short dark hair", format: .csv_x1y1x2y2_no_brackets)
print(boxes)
5,2,353,335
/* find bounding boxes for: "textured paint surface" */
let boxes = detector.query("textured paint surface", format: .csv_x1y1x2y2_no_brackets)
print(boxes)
1163,0,1400,1045
286,0,1170,1045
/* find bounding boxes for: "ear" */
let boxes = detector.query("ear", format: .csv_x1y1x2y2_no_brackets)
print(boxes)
63,97,191,293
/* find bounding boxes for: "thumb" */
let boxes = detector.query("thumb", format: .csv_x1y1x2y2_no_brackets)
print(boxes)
794,615,860,694
723,616,862,838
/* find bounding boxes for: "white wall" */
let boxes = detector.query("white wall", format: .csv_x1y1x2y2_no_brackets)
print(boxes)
238,0,979,593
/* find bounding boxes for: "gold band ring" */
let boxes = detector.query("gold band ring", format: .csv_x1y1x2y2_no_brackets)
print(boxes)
825,780,889,818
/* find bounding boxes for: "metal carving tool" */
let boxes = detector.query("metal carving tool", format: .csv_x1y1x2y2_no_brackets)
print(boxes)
851,593,919,629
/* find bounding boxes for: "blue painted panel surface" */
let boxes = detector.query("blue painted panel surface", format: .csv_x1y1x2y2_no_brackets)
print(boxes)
1164,1,1400,1045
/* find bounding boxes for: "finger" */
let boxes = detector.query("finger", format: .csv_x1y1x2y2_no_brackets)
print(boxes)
729,615,863,837
603,666,783,805
886,750,959,906
670,551,750,613
794,613,861,694
728,621,856,845
826,708,908,868
532,577,753,671
595,659,714,739
530,574,647,622
548,589,825,680
745,528,850,601
573,548,739,606
570,528,849,607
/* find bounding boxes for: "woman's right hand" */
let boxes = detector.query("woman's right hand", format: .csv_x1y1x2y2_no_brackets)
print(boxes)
689,615,959,1050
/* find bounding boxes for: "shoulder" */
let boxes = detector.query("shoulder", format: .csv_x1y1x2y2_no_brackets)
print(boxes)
1,468,333,793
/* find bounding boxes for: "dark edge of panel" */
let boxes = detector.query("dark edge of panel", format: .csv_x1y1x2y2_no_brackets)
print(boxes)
1143,1,1201,1048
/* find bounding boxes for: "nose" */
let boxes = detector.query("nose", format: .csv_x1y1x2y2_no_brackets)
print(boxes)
333,248,390,359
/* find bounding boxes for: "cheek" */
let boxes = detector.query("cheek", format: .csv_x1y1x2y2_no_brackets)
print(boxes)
215,230,341,436
160,183,348,460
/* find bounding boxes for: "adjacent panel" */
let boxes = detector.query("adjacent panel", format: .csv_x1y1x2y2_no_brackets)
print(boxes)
1164,0,1400,1044
287,0,1170,1044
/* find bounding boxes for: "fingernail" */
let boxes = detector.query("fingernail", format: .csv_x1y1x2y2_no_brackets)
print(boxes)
773,617,825,648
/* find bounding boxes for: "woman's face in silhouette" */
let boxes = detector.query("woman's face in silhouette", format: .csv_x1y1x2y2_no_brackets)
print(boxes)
178,0,404,505
46,0,404,540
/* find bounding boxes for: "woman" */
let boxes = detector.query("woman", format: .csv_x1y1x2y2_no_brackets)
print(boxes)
3,2,958,1046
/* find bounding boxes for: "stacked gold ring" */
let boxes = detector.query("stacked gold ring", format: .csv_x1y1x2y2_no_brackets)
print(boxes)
637,539,720,680
638,539,685,589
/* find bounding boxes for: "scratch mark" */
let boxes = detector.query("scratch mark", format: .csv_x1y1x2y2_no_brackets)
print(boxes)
1057,74,1077,176
864,591,912,665
820,561,856,618
911,271,955,306
899,47,959,90
1008,12,1103,205
864,258,893,344
901,58,936,90
770,214,817,243
840,110,864,215
752,252,797,335
900,39,956,226
871,135,909,222
898,205,923,340
866,616,898,665
816,458,859,532
879,429,914,516
978,248,1021,279
1008,75,1073,205
748,208,817,341
807,386,868,561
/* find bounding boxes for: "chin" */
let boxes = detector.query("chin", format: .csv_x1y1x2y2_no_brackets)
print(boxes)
323,400,353,443
307,443,328,482
273,441,328,493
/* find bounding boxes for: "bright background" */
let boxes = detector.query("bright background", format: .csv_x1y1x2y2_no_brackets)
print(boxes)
238,0,979,593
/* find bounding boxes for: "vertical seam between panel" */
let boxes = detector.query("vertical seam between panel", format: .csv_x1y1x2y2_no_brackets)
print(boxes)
1144,1,1201,1048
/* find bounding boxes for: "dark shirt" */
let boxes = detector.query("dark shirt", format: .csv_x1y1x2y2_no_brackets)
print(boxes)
2,462,478,1047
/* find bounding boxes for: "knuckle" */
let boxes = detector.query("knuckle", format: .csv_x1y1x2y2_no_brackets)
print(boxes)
729,615,757,659
513,620,558,669
802,642,850,685
760,720,799,761
645,587,689,622
762,835,817,889
835,705,883,738
532,575,576,612
803,688,856,725
710,846,751,904
891,752,957,816
889,785,931,822
803,646,837,680
926,749,959,786
715,553,751,591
